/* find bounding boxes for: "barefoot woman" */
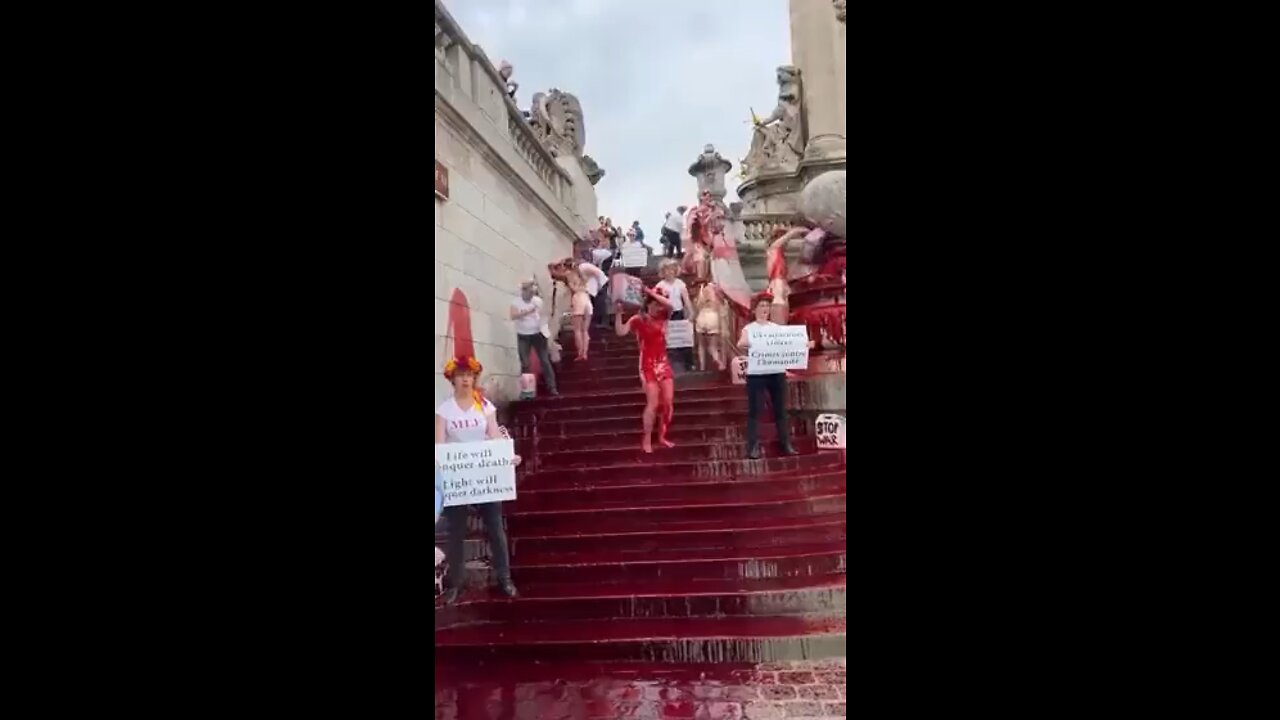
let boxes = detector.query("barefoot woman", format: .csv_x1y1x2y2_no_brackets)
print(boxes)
615,287,676,453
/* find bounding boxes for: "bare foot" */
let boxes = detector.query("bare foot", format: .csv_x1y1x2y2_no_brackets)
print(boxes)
659,438,675,448
641,439,653,453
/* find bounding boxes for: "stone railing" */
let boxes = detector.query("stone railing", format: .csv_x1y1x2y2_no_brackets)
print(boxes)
435,0,572,208
739,214,796,248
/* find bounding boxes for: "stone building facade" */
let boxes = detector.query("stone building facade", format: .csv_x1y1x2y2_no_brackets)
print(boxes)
434,0,601,408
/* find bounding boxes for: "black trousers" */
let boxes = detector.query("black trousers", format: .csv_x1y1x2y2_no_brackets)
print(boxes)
662,229,682,257
442,502,511,587
592,289,608,327
746,372,791,450
516,333,557,393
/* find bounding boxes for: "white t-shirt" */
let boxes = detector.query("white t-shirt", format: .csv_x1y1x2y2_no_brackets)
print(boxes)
579,262,607,297
664,213,683,234
511,296,542,335
656,278,687,313
591,248,612,267
436,397,497,443
744,321,784,375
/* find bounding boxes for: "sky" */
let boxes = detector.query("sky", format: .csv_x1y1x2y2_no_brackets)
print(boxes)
446,0,791,251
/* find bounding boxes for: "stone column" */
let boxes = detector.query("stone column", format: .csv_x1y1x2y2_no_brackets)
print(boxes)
790,0,845,161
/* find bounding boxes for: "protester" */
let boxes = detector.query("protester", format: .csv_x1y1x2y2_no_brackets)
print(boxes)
662,207,686,257
654,259,694,370
549,258,607,361
510,280,558,396
694,282,726,372
615,287,676,453
631,220,645,247
590,235,614,329
436,355,522,601
736,292,799,460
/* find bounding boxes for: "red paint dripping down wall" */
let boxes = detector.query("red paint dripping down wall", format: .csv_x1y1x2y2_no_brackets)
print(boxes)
448,288,475,361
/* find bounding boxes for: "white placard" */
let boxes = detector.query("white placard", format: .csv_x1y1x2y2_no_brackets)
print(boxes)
666,319,694,349
436,439,518,507
746,325,810,373
815,413,846,450
621,246,648,268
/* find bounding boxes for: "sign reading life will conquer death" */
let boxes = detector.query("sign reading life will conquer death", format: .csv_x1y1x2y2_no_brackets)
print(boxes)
435,439,517,507
746,325,811,374
666,319,694,349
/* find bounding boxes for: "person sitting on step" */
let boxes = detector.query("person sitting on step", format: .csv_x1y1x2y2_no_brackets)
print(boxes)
435,355,521,602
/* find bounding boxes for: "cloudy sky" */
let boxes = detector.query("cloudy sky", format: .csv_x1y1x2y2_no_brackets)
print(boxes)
447,0,791,249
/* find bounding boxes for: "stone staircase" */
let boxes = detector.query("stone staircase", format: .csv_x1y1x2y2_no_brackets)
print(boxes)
434,268,847,669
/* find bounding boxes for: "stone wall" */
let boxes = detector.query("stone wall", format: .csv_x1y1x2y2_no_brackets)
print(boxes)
435,0,595,409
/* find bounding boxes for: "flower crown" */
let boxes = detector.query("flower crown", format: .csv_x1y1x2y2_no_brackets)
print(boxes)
443,356,482,378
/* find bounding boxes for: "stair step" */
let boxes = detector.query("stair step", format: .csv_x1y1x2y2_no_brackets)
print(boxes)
513,384,742,410
529,421,806,452
436,575,845,627
434,615,846,663
510,473,846,514
533,437,819,469
507,494,845,534
507,513,846,555
520,453,845,490
506,540,847,585
516,410,787,438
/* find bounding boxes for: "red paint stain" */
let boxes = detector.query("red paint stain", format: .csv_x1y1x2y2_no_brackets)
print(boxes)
447,288,474,361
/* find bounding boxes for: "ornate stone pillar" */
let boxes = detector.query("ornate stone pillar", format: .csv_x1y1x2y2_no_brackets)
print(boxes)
790,0,845,161
688,144,733,205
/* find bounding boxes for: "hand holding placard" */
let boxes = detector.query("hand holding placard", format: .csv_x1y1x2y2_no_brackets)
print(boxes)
436,439,518,507
746,325,810,373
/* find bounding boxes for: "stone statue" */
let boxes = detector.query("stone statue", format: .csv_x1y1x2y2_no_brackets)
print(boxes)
527,89,585,157
581,155,605,185
833,0,846,23
743,66,804,177
687,144,733,203
497,59,518,101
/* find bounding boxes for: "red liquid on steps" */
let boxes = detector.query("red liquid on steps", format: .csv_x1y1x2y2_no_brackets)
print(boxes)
437,287,846,705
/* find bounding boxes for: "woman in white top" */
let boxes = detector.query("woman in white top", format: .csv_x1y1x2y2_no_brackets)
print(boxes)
435,355,521,602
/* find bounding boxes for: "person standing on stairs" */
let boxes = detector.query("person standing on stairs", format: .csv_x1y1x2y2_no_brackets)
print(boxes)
510,281,558,397
436,355,521,602
655,259,695,371
616,286,676,454
737,292,801,460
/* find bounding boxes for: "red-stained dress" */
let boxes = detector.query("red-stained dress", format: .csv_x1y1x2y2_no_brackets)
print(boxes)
629,315,672,384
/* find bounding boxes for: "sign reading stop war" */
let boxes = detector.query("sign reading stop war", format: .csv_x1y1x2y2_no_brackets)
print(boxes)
815,413,846,450
436,439,517,507
747,325,810,373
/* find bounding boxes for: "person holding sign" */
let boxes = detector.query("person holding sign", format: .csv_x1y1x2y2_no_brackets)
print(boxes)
615,286,676,454
737,292,801,460
656,259,695,371
435,355,522,602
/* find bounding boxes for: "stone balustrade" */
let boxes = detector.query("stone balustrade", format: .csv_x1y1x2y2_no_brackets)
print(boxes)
739,214,796,248
435,0,572,211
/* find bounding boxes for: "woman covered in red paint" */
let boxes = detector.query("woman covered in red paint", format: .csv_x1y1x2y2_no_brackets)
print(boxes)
615,286,676,453
435,355,521,602
549,258,607,362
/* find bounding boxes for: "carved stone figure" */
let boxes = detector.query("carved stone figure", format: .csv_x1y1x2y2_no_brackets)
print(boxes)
833,0,846,23
743,66,805,177
527,89,585,158
581,155,605,185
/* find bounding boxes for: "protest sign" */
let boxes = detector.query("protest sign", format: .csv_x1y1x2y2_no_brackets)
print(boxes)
666,319,694,349
746,325,810,373
435,439,517,507
815,413,846,450
621,246,648,268
731,356,748,384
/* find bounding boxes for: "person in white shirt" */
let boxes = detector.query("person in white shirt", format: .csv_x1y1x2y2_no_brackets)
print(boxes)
510,281,558,396
736,292,801,460
655,259,695,371
662,206,686,257
589,235,614,329
436,355,522,602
